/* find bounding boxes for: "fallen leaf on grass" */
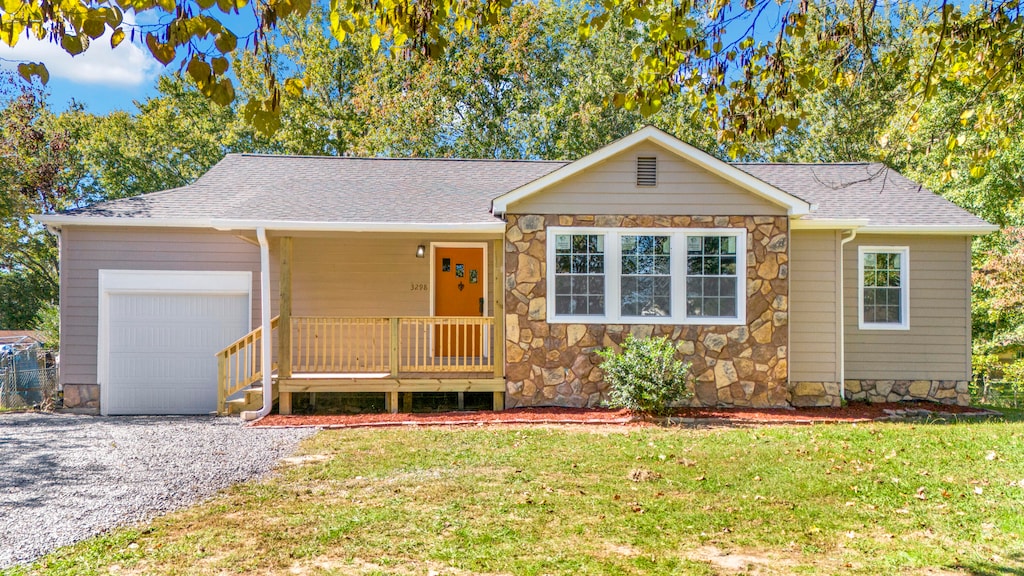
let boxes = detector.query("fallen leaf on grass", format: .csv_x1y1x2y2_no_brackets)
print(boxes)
915,486,927,500
628,468,662,482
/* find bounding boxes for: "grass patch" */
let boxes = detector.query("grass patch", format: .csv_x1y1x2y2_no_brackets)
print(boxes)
6,421,1024,575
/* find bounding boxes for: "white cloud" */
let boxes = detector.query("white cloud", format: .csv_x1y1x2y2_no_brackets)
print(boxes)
0,14,162,87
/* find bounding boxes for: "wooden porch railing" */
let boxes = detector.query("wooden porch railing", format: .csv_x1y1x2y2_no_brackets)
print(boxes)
398,316,493,372
291,316,495,375
217,315,495,414
216,316,278,414
292,316,390,373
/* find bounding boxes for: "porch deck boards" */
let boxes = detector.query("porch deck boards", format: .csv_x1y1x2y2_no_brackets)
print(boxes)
278,375,505,393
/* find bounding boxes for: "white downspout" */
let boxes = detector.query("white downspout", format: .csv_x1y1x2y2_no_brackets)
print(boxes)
838,230,858,400
45,224,63,393
242,227,274,421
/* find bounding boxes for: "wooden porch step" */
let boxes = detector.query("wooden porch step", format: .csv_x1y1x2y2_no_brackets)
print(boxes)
224,384,279,416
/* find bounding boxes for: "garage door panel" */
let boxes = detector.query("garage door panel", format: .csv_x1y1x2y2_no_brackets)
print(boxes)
104,289,249,415
110,293,248,323
110,320,248,354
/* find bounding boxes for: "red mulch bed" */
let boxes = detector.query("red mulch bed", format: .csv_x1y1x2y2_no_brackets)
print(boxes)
250,402,996,429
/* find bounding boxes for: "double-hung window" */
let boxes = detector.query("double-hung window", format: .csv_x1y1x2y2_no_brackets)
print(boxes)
553,234,606,316
858,246,910,330
686,235,739,319
547,227,746,324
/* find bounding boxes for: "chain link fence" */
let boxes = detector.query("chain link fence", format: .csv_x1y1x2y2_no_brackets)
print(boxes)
0,341,58,410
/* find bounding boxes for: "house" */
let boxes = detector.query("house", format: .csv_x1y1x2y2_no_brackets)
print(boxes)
0,331,44,349
36,126,997,416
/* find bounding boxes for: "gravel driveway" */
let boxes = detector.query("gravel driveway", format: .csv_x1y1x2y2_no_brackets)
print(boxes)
0,412,316,568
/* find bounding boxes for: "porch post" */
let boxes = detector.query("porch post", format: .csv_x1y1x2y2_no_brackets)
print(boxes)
278,236,293,415
389,317,400,413
492,238,505,411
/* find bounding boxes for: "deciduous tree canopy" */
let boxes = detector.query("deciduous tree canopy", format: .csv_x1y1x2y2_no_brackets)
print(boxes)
3,0,1022,173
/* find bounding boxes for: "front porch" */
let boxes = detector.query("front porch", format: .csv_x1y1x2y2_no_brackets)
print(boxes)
216,236,506,415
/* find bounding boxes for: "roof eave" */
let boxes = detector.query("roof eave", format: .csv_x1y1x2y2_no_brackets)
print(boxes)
34,214,506,234
790,218,999,235
855,224,1000,235
209,219,506,233
492,126,812,216
33,214,213,229
790,218,870,230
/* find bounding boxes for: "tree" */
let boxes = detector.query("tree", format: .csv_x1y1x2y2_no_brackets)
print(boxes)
3,0,1020,172
0,73,86,328
227,0,717,160
77,74,271,201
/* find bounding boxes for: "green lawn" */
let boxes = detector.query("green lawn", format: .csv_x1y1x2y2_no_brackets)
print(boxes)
7,418,1024,575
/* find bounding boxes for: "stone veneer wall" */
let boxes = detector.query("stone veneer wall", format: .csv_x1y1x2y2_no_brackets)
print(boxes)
845,379,970,406
504,214,790,408
63,383,100,412
790,382,842,408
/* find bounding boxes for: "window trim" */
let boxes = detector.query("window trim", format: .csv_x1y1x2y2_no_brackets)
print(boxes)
546,227,747,325
857,245,910,331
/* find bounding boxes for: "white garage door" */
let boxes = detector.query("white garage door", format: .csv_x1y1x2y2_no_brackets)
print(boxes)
99,271,251,416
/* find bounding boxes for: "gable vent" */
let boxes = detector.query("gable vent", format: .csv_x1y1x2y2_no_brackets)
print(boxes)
636,156,657,187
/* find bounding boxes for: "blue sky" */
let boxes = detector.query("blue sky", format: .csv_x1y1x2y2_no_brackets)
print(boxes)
0,9,257,114
0,0,811,116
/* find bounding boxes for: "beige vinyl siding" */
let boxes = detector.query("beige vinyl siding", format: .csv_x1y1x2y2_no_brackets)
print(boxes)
61,228,502,388
60,226,267,389
508,142,786,216
288,235,498,371
789,230,840,382
289,236,496,317
844,235,972,380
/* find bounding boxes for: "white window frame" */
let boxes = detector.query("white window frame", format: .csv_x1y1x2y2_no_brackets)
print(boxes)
857,245,910,331
546,227,747,325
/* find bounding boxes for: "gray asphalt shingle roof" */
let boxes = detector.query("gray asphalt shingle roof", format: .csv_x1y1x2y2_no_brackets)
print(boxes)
71,154,567,224
65,153,990,229
733,162,992,228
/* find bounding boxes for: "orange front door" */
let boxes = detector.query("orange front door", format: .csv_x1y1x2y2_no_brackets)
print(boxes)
434,247,484,357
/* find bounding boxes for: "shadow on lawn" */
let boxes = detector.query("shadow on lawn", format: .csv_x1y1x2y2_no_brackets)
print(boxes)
974,405,1024,423
959,551,1024,575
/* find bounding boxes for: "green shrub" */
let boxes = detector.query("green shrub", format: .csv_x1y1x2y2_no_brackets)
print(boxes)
598,335,692,415
34,301,59,350
993,359,1024,408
